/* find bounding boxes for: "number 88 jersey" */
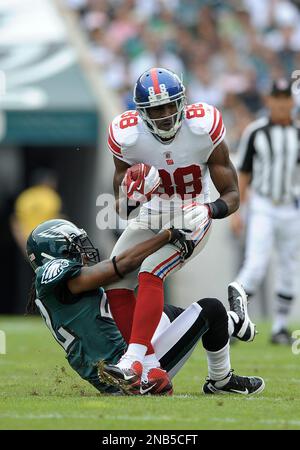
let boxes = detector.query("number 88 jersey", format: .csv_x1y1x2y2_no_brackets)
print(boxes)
107,102,226,211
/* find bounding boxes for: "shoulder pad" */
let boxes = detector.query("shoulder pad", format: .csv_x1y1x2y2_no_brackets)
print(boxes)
185,103,226,148
37,259,82,290
108,111,142,159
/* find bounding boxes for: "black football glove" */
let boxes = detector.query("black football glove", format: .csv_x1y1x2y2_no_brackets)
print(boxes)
168,227,195,260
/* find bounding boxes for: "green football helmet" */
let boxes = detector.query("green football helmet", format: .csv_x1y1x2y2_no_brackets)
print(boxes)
26,219,100,271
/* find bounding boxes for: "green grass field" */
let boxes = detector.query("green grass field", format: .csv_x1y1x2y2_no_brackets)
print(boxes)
0,316,299,430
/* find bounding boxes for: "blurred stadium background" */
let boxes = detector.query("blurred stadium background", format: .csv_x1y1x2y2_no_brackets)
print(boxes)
0,0,300,320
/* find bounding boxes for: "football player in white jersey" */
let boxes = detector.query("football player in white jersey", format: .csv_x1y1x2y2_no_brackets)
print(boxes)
103,68,240,394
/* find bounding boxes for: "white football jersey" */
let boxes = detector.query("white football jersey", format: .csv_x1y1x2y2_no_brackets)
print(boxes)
108,103,226,211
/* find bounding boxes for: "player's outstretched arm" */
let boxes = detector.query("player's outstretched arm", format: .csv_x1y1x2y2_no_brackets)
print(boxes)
207,141,240,218
67,229,185,294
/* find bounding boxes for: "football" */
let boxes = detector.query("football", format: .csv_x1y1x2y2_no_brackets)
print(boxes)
129,163,152,181
122,163,160,202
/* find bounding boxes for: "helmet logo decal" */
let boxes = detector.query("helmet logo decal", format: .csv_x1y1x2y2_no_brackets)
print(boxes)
37,224,70,239
41,259,70,284
148,84,169,104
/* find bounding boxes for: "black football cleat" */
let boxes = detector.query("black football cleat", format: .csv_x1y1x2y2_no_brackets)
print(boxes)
140,368,173,396
98,360,143,395
270,328,294,345
228,282,256,342
203,370,265,395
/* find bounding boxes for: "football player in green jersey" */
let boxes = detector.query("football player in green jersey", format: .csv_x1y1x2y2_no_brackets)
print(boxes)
26,219,194,394
26,219,265,396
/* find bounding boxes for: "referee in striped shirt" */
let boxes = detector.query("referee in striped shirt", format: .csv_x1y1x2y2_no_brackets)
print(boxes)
231,79,300,344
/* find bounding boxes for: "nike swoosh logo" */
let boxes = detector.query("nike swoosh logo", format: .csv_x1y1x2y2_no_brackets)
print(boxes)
140,383,157,394
136,179,144,191
123,373,136,381
237,296,246,312
128,181,135,193
228,311,239,324
230,388,249,395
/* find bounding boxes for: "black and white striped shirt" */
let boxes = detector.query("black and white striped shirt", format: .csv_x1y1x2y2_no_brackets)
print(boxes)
237,117,300,203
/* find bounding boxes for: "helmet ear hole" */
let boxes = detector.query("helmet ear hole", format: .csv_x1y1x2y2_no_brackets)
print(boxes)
60,244,71,258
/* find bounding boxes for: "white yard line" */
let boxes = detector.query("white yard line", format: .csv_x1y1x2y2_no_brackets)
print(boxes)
260,419,300,427
1,413,299,427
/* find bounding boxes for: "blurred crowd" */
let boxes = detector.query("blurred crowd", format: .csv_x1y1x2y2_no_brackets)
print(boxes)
67,0,300,148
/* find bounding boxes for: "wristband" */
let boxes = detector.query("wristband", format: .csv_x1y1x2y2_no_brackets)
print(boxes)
206,198,229,219
112,256,124,279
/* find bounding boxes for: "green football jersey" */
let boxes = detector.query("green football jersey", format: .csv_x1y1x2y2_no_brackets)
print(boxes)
35,258,126,393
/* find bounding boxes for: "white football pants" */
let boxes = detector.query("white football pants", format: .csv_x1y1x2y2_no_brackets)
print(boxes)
237,193,300,297
105,205,212,290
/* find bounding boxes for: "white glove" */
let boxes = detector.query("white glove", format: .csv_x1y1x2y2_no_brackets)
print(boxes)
143,166,161,197
182,202,211,231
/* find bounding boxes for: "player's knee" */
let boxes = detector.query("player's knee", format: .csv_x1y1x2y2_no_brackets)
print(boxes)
199,298,229,351
139,266,164,280
197,298,227,325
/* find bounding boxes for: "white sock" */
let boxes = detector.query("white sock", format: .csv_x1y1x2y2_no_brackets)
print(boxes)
227,312,238,337
272,313,289,334
142,353,160,382
117,343,147,369
206,342,231,382
214,372,232,388
272,295,293,334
